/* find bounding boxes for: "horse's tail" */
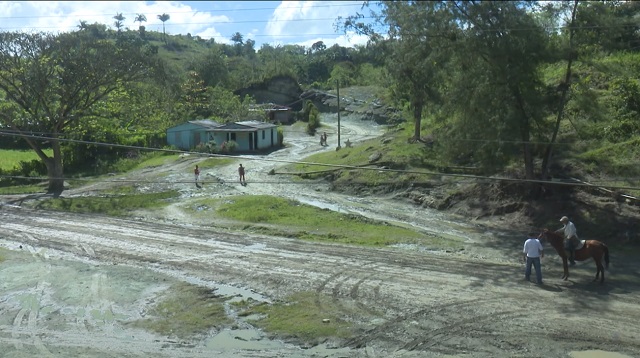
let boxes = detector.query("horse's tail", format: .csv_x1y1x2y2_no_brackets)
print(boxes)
603,244,610,269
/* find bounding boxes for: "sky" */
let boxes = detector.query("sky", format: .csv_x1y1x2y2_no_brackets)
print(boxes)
0,1,379,49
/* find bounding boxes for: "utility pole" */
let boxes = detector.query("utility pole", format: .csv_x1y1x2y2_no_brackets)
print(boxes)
336,79,341,149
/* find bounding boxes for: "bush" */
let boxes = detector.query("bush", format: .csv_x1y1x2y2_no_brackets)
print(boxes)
306,104,320,135
194,141,217,154
222,140,237,153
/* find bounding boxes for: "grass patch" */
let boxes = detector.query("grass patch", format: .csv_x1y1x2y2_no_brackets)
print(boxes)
282,124,442,189
129,282,231,339
577,138,640,197
186,195,463,250
32,190,180,216
243,291,361,344
0,149,52,171
0,184,47,195
131,152,179,170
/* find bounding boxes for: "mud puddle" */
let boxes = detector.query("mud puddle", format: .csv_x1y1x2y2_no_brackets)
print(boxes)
0,247,355,357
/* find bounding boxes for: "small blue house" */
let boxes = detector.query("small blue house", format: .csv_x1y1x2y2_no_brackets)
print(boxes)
166,119,279,152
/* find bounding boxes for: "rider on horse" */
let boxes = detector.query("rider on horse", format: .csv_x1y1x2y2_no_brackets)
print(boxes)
556,216,579,266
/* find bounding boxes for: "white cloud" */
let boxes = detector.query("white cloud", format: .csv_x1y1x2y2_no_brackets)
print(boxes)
265,1,367,48
0,1,229,39
0,1,373,48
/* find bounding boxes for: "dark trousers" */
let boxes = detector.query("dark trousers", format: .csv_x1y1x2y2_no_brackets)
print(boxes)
525,257,542,284
565,239,576,263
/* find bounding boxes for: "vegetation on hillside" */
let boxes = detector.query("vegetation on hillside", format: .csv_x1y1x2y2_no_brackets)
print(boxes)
1,1,639,241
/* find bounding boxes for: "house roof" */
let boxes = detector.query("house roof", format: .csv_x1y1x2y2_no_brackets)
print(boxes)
207,120,277,132
189,119,222,129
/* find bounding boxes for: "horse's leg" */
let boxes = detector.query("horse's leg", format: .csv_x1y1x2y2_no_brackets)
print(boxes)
598,257,605,284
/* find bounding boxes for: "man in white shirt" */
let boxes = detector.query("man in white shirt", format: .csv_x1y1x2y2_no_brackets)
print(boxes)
523,232,544,284
556,216,578,266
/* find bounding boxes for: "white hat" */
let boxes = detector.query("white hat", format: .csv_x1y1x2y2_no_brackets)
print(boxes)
559,216,569,222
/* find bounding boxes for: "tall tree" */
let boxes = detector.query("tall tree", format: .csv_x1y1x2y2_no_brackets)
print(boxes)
0,31,155,194
342,2,451,141
443,1,550,179
157,13,170,43
135,13,147,37
113,13,125,33
541,0,580,180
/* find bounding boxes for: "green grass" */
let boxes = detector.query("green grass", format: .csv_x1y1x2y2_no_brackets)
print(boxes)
131,152,178,170
577,138,640,196
32,190,180,216
186,195,463,250
0,149,52,171
281,124,443,190
0,184,47,195
242,291,364,344
129,282,231,339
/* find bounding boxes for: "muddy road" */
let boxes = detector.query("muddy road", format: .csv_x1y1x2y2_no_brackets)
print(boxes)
1,113,640,357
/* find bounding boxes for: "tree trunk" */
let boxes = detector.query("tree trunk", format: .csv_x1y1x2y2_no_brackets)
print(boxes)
541,0,579,179
513,87,535,181
45,140,65,196
413,100,423,141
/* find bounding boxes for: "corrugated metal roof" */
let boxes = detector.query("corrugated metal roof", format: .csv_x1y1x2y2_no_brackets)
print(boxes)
205,120,276,132
188,119,222,129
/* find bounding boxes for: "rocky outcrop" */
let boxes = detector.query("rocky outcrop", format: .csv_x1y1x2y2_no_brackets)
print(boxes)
300,87,401,125
235,75,304,111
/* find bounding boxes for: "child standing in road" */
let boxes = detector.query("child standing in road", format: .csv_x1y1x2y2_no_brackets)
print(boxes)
194,165,200,186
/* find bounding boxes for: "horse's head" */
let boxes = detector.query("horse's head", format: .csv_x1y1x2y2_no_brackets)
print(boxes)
538,228,563,246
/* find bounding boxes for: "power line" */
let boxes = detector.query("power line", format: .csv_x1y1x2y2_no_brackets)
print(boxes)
0,2,368,20
1,130,640,192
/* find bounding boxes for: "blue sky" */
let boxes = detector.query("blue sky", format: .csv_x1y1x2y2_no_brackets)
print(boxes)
0,1,378,48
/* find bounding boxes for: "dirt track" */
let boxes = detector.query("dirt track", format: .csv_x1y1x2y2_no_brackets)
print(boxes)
1,113,640,358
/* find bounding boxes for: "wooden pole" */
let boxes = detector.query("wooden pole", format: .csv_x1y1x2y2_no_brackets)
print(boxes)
336,80,341,148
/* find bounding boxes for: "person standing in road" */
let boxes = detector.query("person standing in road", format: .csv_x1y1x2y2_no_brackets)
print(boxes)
523,232,544,285
238,163,246,185
194,165,200,187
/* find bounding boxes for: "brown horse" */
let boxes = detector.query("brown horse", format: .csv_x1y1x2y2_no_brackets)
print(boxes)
539,229,610,283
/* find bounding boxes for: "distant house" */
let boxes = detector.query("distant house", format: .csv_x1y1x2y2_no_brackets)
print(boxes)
166,119,220,150
249,103,293,124
166,119,279,152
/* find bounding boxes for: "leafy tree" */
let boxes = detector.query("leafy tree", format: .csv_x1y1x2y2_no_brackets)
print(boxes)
180,71,210,119
310,40,326,54
342,2,450,141
0,31,156,194
158,13,170,43
188,46,229,87
443,1,551,179
329,62,356,88
231,32,243,45
207,86,254,122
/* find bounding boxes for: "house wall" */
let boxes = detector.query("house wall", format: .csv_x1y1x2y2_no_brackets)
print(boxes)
274,111,291,123
255,128,277,149
168,122,278,152
166,123,199,150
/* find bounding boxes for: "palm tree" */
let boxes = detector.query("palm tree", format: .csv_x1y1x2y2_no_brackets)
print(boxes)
135,14,147,28
113,13,125,33
77,20,88,31
157,13,170,43
135,14,147,37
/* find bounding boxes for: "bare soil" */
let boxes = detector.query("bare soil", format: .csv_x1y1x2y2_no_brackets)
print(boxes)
1,113,640,358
